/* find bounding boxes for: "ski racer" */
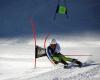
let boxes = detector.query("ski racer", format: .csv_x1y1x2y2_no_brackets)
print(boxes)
47,39,83,68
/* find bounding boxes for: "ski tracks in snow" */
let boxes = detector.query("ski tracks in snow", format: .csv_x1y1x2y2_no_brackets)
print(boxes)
4,64,100,80
30,64,100,80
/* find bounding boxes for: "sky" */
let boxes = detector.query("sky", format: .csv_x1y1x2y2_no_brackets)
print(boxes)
0,0,100,38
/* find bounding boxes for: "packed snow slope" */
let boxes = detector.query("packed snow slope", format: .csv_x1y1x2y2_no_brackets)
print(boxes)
0,38,100,80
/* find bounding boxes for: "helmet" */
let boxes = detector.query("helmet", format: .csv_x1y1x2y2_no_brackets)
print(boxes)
50,39,57,44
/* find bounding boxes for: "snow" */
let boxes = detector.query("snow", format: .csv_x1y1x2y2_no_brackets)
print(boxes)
0,38,100,80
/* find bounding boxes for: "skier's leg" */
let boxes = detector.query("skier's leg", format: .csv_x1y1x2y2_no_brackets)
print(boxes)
52,54,60,64
60,59,68,65
58,53,73,68
58,53,82,67
58,53,73,62
52,53,68,65
61,59,69,68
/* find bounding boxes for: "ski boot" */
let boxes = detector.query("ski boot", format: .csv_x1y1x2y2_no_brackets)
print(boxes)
64,63,71,69
72,59,83,67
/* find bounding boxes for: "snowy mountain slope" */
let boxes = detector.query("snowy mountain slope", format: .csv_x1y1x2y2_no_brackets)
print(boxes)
0,39,100,80
28,64,100,80
3,61,99,80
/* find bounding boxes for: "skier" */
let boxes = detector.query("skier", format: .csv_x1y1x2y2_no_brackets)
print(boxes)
47,39,83,68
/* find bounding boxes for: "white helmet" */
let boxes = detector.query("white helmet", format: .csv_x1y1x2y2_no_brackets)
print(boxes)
50,39,57,44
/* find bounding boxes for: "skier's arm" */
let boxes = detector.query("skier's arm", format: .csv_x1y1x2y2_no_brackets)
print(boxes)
47,47,58,62
55,43,61,53
47,47,53,57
